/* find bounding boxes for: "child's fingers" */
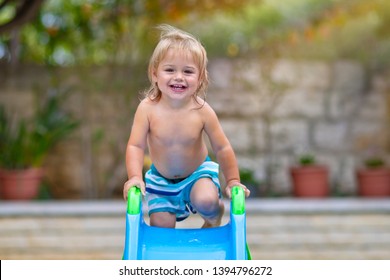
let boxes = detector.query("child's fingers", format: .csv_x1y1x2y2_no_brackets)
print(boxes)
225,186,232,199
123,181,145,200
139,184,146,196
236,184,250,197
225,184,251,198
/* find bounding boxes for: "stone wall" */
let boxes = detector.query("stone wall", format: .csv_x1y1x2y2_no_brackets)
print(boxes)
0,59,389,198
208,59,389,195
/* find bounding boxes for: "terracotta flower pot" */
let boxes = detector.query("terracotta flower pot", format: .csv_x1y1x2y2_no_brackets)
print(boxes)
290,165,329,197
0,168,44,200
356,168,390,197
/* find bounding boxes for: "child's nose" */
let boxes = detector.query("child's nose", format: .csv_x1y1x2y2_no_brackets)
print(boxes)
174,72,183,80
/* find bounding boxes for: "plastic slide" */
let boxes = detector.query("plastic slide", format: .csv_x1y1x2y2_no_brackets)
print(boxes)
122,186,251,260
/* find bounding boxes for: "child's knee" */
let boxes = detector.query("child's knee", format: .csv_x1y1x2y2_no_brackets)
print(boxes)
191,192,221,217
195,195,220,214
191,179,219,209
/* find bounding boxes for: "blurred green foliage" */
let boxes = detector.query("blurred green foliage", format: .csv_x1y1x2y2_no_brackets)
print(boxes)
1,0,390,69
298,154,316,166
0,0,246,65
0,87,79,169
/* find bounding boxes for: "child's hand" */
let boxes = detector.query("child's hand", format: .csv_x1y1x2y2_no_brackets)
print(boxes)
123,178,145,200
225,181,250,199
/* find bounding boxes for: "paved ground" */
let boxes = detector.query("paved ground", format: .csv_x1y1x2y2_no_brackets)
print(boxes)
1,198,390,259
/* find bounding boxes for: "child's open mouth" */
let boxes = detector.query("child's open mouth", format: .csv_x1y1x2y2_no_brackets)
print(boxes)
170,84,187,92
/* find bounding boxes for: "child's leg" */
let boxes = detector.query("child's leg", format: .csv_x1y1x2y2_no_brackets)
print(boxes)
150,212,176,228
190,177,224,228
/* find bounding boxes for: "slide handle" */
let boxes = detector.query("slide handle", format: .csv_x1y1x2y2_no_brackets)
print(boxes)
231,186,245,215
127,187,141,215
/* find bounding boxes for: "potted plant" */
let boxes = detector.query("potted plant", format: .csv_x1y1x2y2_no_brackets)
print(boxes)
0,89,79,200
289,153,329,197
356,156,390,197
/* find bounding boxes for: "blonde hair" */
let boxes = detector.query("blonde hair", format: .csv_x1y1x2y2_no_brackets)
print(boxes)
143,24,209,103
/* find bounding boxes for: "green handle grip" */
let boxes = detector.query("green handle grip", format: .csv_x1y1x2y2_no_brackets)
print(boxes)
127,187,141,215
231,186,245,215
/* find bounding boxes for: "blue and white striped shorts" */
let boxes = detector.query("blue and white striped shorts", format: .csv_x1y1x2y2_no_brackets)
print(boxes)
145,157,221,221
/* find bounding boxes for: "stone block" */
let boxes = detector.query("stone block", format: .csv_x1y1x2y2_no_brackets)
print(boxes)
314,121,350,151
271,60,331,90
208,59,233,89
208,90,263,117
274,87,325,118
327,90,360,118
251,120,267,152
357,90,388,121
299,61,331,90
234,60,264,89
220,119,251,153
270,120,309,152
332,61,366,94
351,120,388,151
271,59,299,86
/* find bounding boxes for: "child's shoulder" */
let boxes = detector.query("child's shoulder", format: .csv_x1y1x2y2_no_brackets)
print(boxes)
197,99,215,113
194,97,213,111
195,99,219,122
138,97,158,109
134,98,158,118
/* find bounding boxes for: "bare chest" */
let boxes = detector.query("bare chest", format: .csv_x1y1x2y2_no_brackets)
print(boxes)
149,113,204,147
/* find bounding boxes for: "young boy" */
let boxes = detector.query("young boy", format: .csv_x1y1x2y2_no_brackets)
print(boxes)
123,24,250,228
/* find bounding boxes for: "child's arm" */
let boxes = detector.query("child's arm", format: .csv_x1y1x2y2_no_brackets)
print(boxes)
123,101,149,200
203,104,250,198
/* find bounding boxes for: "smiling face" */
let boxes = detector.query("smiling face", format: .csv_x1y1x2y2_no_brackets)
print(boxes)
152,48,200,104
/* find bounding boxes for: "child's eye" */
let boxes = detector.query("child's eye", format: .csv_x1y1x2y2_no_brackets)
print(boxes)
165,68,174,72
184,70,194,74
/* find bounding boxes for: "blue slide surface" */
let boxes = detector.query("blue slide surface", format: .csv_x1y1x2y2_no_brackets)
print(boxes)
123,186,251,260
